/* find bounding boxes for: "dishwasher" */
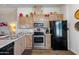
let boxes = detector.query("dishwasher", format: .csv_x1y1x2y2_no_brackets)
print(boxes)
0,42,14,55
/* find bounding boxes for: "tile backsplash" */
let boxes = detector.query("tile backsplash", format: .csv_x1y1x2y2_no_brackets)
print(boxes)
17,28,34,34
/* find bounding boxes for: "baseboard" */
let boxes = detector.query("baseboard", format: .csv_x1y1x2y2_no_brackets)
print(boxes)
69,49,79,55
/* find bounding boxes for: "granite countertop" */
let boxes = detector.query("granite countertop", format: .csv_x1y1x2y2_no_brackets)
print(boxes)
0,34,26,49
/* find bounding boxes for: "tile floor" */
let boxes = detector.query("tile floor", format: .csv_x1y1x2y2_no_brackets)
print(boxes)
22,49,75,55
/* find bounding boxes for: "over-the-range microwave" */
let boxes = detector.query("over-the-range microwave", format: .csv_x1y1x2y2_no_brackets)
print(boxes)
34,23,44,28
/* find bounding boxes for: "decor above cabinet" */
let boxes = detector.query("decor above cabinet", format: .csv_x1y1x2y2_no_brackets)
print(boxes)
9,22,16,33
19,12,23,17
30,12,33,17
74,9,79,19
18,11,64,29
0,22,8,26
75,22,79,31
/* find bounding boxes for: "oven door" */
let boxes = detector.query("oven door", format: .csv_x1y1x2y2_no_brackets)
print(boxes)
34,37,43,43
33,36,45,48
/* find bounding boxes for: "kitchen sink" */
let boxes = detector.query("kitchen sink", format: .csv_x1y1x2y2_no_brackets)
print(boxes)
0,35,9,39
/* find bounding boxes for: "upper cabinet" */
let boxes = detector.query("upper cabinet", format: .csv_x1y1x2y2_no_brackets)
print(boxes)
18,16,34,28
17,6,64,28
19,16,26,26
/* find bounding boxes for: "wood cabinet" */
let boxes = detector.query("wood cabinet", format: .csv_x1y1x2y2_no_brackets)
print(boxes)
14,35,26,55
19,16,26,25
33,15,44,21
18,13,64,28
49,13,64,21
18,16,34,28
14,34,32,55
57,14,64,20
49,14,56,21
44,20,49,28
45,34,51,49
14,38,21,55
26,35,32,49
26,17,34,28
14,34,33,55
21,36,26,52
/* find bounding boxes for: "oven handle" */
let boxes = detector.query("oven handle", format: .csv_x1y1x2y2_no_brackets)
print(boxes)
33,36,45,37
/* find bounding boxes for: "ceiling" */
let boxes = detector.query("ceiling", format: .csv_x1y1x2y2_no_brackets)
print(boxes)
0,4,64,8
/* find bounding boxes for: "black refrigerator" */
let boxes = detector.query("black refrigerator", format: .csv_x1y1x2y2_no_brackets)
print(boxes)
50,20,67,50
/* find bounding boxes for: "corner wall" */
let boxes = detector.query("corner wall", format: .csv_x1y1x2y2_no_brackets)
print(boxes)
61,4,79,55
0,8,17,34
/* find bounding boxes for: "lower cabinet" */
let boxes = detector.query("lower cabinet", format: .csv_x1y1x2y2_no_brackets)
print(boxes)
26,35,32,49
14,34,52,55
45,34,51,49
14,35,26,55
14,34,32,55
14,39,21,55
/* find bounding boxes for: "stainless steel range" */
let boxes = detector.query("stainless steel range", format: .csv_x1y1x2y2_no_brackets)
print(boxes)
33,32,45,49
33,22,46,49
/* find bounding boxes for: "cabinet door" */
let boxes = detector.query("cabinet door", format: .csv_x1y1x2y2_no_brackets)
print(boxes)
49,14,56,21
20,37,24,53
44,20,49,28
14,39,21,55
19,17,34,28
26,35,32,49
19,17,26,25
28,35,32,48
26,17,34,28
57,14,64,20
14,36,26,55
20,36,27,53
28,17,34,28
23,36,26,50
46,35,51,49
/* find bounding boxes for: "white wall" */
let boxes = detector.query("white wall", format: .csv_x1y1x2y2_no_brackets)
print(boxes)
61,4,79,55
17,7,34,17
17,7,61,16
0,8,17,23
42,7,61,14
0,8,17,34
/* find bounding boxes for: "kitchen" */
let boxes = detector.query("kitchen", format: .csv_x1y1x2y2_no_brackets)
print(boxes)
0,4,78,55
